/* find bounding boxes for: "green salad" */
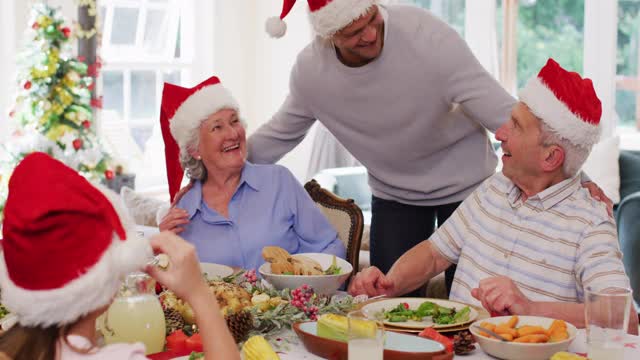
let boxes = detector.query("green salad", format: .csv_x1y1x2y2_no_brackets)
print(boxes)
381,301,470,325
323,255,341,275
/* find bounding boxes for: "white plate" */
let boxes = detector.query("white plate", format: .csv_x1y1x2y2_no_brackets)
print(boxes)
361,297,478,329
200,262,233,279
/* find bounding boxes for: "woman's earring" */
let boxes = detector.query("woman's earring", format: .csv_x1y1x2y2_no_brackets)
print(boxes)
196,156,202,160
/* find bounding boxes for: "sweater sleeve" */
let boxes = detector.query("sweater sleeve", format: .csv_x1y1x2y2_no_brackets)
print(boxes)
431,24,516,133
247,59,317,164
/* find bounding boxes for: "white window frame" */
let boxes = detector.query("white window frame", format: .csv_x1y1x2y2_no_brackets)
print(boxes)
99,0,195,152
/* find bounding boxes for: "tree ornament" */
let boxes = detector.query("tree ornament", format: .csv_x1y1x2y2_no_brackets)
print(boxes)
72,139,83,150
23,81,32,90
82,120,91,129
104,170,115,180
61,27,71,38
32,22,39,30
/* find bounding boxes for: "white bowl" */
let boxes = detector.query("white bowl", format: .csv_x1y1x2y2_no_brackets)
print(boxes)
258,253,352,295
469,315,577,360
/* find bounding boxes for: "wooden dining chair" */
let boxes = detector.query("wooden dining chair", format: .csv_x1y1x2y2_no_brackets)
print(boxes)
304,179,364,281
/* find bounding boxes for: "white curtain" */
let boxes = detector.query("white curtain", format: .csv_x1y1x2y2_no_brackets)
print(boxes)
584,0,618,138
306,123,361,179
464,0,499,79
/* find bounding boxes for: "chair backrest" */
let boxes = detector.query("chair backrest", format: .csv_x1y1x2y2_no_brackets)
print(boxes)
304,179,363,278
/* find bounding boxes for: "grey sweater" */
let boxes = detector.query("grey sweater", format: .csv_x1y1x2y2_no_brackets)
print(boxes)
248,5,516,206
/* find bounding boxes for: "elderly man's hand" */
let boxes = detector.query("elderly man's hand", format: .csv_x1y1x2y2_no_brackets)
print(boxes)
582,181,613,217
471,276,532,316
348,266,395,297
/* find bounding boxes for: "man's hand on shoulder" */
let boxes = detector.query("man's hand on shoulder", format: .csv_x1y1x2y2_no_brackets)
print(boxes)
348,266,395,297
471,276,532,316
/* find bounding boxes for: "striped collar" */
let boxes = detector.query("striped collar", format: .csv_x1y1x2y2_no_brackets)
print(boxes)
499,173,582,211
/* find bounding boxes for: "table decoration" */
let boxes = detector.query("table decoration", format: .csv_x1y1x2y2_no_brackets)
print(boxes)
158,269,359,349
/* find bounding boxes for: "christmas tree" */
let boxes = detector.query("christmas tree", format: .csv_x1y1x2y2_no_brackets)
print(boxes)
0,3,113,218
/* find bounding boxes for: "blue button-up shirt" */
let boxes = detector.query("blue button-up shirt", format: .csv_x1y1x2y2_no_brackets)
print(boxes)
175,162,346,271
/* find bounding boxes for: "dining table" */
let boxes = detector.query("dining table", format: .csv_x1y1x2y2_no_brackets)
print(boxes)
148,326,640,360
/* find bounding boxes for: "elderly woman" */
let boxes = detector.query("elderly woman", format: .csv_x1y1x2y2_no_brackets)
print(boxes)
158,76,346,271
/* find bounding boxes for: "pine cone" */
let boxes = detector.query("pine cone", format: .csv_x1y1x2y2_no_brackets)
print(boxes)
225,311,254,343
453,330,476,355
164,307,185,336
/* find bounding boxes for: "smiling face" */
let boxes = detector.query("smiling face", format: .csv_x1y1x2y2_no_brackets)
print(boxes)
332,5,384,66
495,102,548,183
192,108,246,175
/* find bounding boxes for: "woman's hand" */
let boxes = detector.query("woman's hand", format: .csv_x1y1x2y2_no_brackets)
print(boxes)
145,232,207,302
582,181,613,217
159,207,190,234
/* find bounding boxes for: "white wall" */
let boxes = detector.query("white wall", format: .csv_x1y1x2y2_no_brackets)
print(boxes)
0,1,17,141
207,0,316,182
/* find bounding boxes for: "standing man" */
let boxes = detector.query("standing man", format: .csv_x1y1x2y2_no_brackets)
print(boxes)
249,0,607,295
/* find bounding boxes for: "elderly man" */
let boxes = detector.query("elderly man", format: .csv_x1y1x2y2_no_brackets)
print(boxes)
250,0,611,296
348,59,638,332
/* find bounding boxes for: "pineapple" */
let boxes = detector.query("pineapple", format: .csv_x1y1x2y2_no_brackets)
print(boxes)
242,335,280,360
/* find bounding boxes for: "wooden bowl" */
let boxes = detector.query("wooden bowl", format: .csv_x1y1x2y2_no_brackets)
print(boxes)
293,321,453,360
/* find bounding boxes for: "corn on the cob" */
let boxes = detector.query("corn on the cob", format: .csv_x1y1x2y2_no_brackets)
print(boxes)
241,335,280,360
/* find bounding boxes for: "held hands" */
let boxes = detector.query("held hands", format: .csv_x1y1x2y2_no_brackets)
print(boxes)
159,182,195,233
348,266,395,297
159,207,190,234
582,181,613,217
145,231,208,302
471,276,532,316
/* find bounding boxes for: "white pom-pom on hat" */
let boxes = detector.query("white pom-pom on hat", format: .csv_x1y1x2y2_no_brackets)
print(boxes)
266,16,287,38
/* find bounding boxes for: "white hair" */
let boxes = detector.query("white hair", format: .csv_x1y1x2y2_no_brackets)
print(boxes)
539,121,591,177
178,114,247,182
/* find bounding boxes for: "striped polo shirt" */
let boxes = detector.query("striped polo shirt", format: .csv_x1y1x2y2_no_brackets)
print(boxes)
431,172,629,307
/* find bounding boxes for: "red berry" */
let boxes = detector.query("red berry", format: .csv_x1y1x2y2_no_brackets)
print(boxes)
32,22,39,29
23,81,32,90
105,169,115,180
61,27,71,38
82,120,91,129
72,138,83,150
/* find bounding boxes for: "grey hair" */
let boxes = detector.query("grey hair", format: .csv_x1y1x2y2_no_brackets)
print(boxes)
539,121,591,177
178,115,248,182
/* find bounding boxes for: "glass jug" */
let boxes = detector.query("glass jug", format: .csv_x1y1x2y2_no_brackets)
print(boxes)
98,272,166,354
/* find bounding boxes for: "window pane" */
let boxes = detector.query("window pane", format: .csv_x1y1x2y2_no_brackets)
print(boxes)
617,90,637,128
163,69,181,85
144,9,170,55
111,7,139,45
130,71,156,119
516,0,584,88
175,20,181,58
399,0,465,36
102,71,124,117
617,1,640,130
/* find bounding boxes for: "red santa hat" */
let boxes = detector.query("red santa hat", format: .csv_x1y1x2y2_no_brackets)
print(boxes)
160,76,239,202
266,0,378,38
519,58,602,148
0,152,151,327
